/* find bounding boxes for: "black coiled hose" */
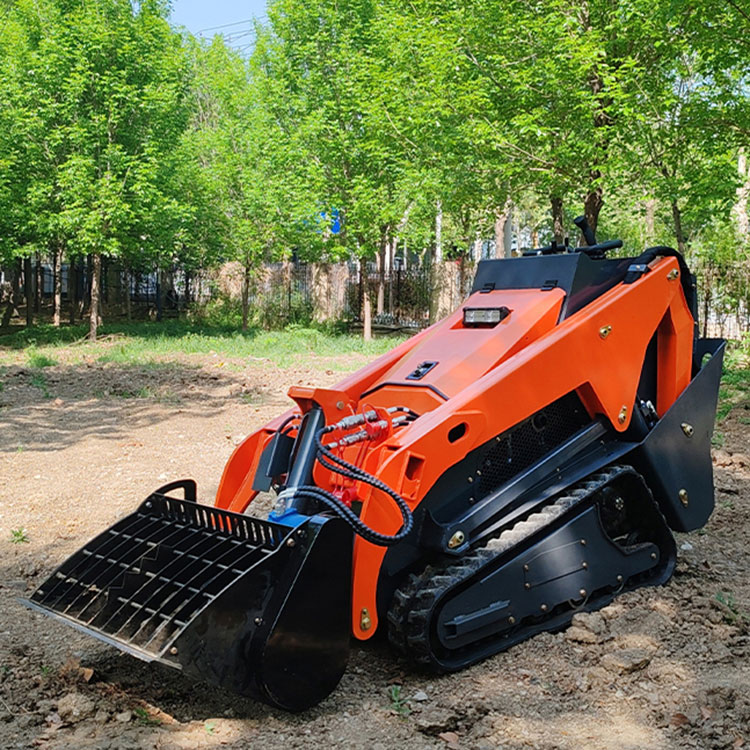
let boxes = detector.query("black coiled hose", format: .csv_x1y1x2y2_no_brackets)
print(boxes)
284,424,414,547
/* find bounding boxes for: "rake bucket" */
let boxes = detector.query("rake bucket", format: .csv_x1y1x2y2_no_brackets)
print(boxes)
25,480,352,711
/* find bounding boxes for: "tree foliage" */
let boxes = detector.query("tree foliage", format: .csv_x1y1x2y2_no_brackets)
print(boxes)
0,0,747,334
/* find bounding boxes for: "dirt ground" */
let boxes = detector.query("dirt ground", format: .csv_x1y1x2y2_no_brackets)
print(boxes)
0,351,748,750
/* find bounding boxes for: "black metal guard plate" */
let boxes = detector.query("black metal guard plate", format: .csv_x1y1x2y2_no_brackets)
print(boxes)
438,505,658,649
632,338,726,531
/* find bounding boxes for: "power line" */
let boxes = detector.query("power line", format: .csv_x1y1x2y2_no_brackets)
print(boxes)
195,18,253,35
222,29,255,42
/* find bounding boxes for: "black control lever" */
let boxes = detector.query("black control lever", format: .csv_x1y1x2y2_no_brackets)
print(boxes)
578,239,623,259
522,215,622,259
573,215,597,246
523,238,622,259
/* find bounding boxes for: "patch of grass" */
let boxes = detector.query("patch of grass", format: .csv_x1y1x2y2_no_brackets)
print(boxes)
717,349,750,421
30,372,52,399
133,707,162,727
94,385,158,400
9,528,29,544
0,320,408,369
204,720,216,734
715,591,747,626
117,386,155,399
240,391,263,405
27,349,58,369
387,685,411,718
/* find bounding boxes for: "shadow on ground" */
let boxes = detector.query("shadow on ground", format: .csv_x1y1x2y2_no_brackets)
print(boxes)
0,361,268,453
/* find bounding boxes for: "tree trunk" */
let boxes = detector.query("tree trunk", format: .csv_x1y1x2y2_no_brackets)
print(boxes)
360,257,372,341
311,262,329,322
471,233,482,263
0,260,21,328
387,238,396,316
34,253,41,313
68,259,77,325
671,200,687,255
733,149,749,243
24,255,33,327
125,268,131,321
12,258,21,314
645,198,656,246
241,261,250,332
89,253,102,341
282,258,293,324
155,267,164,322
494,199,513,258
184,270,191,308
494,209,505,259
435,200,443,263
583,181,603,237
504,204,514,257
551,196,565,243
85,254,92,318
53,244,63,327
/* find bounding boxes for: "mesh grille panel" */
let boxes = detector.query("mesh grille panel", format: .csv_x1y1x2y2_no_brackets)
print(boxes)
31,494,287,658
478,392,590,497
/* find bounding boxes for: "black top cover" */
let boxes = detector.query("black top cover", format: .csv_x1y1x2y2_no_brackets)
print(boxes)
471,253,634,320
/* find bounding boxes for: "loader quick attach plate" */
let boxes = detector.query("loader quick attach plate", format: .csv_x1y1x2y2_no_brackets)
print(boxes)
25,480,352,711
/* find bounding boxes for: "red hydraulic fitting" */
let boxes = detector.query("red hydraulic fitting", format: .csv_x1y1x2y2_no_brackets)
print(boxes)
332,487,357,508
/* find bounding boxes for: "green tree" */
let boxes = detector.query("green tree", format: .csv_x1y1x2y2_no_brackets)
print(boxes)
0,0,191,338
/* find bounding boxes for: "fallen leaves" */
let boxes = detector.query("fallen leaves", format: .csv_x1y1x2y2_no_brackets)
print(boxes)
58,657,94,684
438,731,460,749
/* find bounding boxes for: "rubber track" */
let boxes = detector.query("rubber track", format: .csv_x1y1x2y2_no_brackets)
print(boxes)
386,466,626,669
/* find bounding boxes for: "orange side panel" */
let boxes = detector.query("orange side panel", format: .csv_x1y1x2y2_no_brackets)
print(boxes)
358,385,445,415
214,411,293,513
350,258,694,639
656,305,693,416
373,289,566,399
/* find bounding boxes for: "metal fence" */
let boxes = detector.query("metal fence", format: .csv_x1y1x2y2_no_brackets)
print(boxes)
9,259,214,319
3,255,750,341
344,266,432,329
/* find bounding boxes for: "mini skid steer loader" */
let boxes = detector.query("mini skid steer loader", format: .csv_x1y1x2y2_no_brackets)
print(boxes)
26,218,725,711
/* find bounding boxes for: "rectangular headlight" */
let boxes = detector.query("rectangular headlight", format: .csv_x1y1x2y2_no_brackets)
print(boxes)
463,306,510,327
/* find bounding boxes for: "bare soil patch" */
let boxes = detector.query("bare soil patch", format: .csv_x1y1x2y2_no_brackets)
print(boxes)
1,355,748,750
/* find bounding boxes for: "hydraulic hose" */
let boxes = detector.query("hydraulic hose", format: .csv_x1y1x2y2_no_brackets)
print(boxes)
311,423,413,545
289,485,412,546
274,412,414,546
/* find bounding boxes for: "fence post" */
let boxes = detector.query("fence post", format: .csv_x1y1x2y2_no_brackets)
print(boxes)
24,256,32,327
396,268,401,324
